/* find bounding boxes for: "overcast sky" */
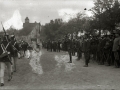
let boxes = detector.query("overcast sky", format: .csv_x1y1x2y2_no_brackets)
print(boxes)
0,0,94,30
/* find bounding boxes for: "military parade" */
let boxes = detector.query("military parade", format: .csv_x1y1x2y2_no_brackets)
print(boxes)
1,0,120,89
43,30,120,68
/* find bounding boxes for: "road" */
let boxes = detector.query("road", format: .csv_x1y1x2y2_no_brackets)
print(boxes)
1,49,120,89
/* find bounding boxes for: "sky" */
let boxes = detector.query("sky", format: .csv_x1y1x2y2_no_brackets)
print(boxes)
0,0,94,30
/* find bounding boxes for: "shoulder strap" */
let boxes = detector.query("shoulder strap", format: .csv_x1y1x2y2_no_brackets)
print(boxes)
5,42,10,50
13,42,16,46
1,44,6,53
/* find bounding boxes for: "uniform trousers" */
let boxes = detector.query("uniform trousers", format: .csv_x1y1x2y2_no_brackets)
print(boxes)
84,52,90,66
0,62,12,83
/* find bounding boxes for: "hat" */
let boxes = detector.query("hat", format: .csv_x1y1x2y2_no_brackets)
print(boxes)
10,35,15,40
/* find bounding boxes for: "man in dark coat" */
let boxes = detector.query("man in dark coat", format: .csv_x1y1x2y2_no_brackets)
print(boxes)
67,39,73,63
0,35,14,86
10,35,20,72
82,34,91,67
57,40,61,52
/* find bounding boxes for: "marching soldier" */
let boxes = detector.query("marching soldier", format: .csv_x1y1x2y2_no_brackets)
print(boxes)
10,35,20,72
0,35,14,86
21,41,28,57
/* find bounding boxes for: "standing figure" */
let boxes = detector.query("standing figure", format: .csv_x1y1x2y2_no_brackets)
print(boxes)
76,38,82,60
0,35,13,86
82,34,91,67
10,35,20,72
112,31,120,68
67,39,73,63
57,40,61,52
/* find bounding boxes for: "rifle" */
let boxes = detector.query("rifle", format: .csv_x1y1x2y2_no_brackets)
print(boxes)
1,22,12,65
1,22,7,35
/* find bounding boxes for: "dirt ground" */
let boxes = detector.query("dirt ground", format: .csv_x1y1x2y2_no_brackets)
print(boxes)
1,49,120,89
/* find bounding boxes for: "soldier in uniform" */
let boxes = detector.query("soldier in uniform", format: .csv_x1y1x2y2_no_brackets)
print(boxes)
76,38,82,60
90,36,98,62
67,38,73,63
71,39,76,56
10,35,20,72
82,33,91,67
97,36,107,65
103,35,113,66
0,35,14,86
56,40,61,52
21,41,28,56
50,40,53,52
112,30,120,68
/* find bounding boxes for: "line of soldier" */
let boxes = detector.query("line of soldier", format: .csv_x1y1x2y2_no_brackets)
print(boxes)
43,29,120,68
45,40,61,52
0,34,29,86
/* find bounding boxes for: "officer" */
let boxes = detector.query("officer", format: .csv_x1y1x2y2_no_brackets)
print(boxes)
10,35,20,72
82,33,91,67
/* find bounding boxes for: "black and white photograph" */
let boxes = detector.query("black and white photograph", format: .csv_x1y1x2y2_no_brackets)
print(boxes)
0,0,120,89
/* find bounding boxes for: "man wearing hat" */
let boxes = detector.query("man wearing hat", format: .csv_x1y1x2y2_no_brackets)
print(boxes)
10,35,20,72
0,35,14,86
112,30,120,68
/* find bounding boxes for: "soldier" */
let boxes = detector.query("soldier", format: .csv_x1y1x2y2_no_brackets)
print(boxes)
56,40,61,52
47,40,50,51
90,36,98,62
50,40,53,52
97,36,107,65
76,38,82,60
82,33,91,67
20,41,25,57
71,39,76,56
21,41,28,56
104,35,113,66
112,30,120,68
53,41,57,52
67,38,73,63
0,35,13,86
10,35,20,72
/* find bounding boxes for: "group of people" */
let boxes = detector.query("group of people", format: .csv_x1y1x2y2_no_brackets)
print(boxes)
43,29,120,68
0,34,30,86
43,40,61,52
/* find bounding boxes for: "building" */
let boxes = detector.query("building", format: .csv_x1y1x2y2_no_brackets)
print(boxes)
19,17,41,43
19,17,41,36
23,17,38,28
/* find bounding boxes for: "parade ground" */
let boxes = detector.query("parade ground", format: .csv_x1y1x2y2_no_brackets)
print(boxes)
1,49,120,89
